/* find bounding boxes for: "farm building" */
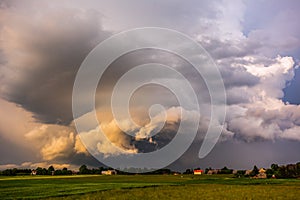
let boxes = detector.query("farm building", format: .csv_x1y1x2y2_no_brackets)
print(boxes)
254,168,267,179
207,169,220,175
245,170,252,176
193,169,203,175
101,170,117,175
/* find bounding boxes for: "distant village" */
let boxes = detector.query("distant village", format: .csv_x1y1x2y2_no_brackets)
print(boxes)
1,161,300,179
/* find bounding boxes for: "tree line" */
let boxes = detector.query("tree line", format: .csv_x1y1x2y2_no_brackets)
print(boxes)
0,166,73,176
1,162,299,178
179,162,300,178
233,162,300,178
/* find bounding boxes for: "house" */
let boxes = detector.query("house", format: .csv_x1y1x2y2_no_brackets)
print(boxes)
72,170,78,175
245,170,252,176
31,169,37,175
193,169,203,175
254,168,267,179
207,169,220,175
259,168,266,174
101,170,117,175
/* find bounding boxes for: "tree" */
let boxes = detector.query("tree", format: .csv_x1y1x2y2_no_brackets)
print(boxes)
2,169,14,176
12,168,18,176
54,170,62,175
184,169,193,174
235,170,246,178
220,166,233,174
79,165,90,174
271,163,279,171
278,165,287,178
250,165,259,177
297,162,300,176
266,169,274,178
286,164,297,178
36,167,42,175
48,166,55,175
61,167,72,175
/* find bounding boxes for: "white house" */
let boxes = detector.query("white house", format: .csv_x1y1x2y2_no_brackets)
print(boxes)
101,170,117,175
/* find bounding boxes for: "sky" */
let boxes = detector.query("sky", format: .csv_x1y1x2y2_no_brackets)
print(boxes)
0,0,300,171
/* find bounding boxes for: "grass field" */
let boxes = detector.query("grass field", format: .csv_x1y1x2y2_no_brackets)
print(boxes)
0,174,299,199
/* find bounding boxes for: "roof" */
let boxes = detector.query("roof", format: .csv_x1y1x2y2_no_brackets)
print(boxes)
194,169,203,172
259,168,266,173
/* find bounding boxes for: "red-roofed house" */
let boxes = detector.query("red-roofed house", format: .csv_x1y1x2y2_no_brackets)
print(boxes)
193,169,203,175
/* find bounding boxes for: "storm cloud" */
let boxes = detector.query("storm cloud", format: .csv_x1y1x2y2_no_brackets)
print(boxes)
0,3,110,124
0,0,300,170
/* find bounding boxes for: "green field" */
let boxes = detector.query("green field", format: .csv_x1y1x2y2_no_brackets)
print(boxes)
0,175,299,199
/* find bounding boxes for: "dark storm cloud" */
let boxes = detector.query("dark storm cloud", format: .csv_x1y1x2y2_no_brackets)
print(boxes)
0,0,218,125
0,4,111,124
95,48,211,119
0,0,263,125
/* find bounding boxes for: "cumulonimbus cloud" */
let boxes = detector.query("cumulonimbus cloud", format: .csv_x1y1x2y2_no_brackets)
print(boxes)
1,0,300,169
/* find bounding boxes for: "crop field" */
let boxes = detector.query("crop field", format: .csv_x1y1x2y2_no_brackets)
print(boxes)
0,174,299,199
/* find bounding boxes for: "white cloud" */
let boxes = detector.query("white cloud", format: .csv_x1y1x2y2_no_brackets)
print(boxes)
76,106,202,157
79,123,138,158
41,132,75,161
26,124,87,161
224,55,300,142
281,126,300,141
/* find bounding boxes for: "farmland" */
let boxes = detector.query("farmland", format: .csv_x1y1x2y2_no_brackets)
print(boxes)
0,174,299,199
